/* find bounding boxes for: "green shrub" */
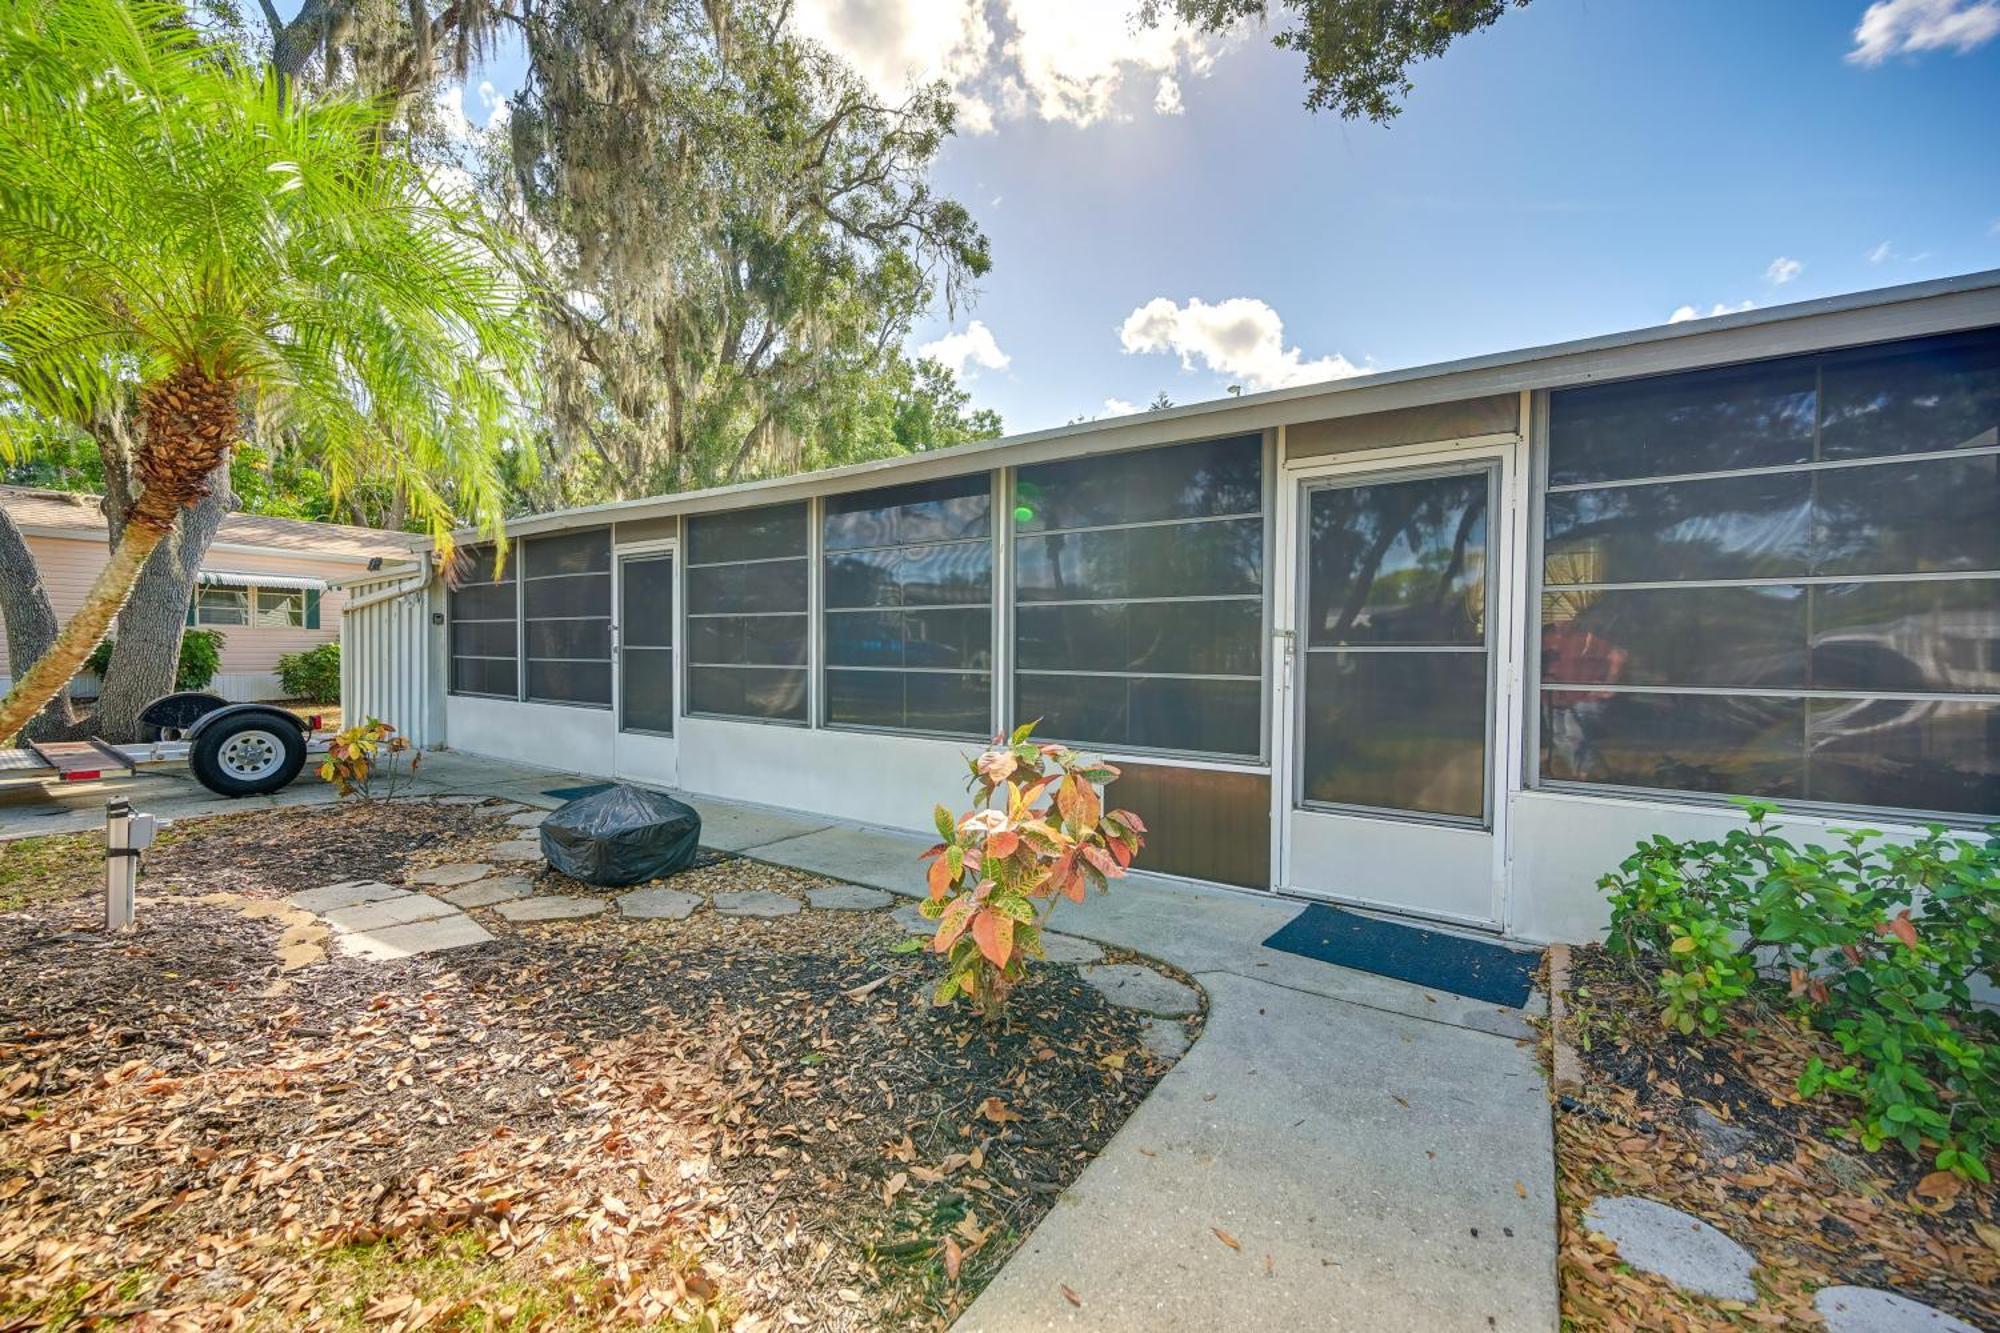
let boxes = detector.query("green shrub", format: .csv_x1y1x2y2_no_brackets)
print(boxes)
83,627,226,692
1601,801,2000,1181
276,641,340,704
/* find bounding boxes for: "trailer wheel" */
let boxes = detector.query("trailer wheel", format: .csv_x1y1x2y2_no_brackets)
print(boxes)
189,712,307,796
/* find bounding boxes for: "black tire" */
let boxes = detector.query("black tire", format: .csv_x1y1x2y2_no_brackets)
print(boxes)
189,712,308,796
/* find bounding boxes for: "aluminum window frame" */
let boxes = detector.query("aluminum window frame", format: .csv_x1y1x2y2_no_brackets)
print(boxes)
519,528,614,711
445,543,519,701
1003,431,1275,766
1526,343,2000,826
193,584,251,627
683,501,813,728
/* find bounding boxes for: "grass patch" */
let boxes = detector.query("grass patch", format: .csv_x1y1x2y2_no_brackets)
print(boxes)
0,829,106,912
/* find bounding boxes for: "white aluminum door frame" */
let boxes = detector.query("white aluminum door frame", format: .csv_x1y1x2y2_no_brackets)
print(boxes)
1270,428,1529,931
611,539,680,786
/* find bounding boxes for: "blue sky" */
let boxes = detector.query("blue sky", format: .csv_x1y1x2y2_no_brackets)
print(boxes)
432,0,2000,434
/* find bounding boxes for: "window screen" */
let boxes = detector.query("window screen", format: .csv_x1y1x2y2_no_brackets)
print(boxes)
1539,327,2000,818
619,554,674,735
448,543,518,699
1013,434,1265,758
823,474,992,736
521,528,612,707
686,502,809,722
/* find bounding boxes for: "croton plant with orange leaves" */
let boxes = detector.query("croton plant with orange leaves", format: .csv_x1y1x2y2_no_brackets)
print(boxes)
915,723,1146,1018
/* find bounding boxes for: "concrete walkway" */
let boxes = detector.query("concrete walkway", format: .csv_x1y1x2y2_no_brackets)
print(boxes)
2,753,1558,1330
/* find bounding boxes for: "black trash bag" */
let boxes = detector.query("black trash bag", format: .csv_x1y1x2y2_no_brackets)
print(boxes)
539,783,702,887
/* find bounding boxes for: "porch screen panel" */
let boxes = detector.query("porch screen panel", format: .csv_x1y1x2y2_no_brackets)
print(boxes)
823,474,992,736
686,502,809,722
521,528,612,707
1539,326,2000,818
620,554,674,735
448,543,517,699
1013,434,1264,758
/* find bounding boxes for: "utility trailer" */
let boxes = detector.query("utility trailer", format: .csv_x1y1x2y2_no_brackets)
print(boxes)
0,692,330,798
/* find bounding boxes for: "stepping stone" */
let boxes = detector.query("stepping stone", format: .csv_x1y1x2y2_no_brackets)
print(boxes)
807,885,892,911
1814,1287,1979,1333
1079,962,1201,1017
1139,1017,1190,1060
488,840,544,863
1582,1196,1757,1302
1038,931,1104,965
505,810,549,828
618,887,701,920
286,880,401,913
443,876,535,908
324,893,459,933
494,895,607,922
712,890,802,918
432,794,491,806
341,913,494,961
477,804,527,817
891,902,934,934
410,862,495,888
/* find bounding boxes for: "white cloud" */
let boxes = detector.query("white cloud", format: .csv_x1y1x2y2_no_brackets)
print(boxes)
1765,256,1803,285
1119,297,1364,392
1102,398,1141,416
1848,0,2000,64
918,320,1011,376
789,0,1232,130
1668,300,1758,324
1868,239,1896,263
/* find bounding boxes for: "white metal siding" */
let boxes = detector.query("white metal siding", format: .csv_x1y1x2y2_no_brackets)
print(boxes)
340,572,436,747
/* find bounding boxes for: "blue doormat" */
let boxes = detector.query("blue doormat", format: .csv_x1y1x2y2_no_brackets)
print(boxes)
543,782,616,801
1261,903,1538,1009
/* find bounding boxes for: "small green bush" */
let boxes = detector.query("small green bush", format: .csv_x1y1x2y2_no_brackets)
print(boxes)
276,641,340,704
83,627,226,691
1601,801,2000,1181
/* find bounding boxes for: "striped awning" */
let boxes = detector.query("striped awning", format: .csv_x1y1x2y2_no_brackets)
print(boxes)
197,570,328,592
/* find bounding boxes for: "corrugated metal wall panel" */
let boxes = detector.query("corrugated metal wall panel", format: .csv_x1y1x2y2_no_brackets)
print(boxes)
340,573,435,746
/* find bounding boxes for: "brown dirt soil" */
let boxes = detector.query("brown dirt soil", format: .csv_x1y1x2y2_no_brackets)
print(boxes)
0,800,1189,1331
1550,943,1998,1331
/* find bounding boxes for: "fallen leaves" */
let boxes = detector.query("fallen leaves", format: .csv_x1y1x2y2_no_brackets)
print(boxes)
1211,1226,1241,1251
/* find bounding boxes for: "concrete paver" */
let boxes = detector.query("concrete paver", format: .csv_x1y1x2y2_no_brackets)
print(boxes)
1078,962,1202,1017
487,840,543,863
1814,1286,1979,1333
806,884,893,911
493,895,607,922
323,892,459,933
443,876,536,908
712,889,802,918
339,913,494,960
1583,1196,1756,1302
286,880,402,913
618,887,701,919
410,862,494,887
1037,932,1104,965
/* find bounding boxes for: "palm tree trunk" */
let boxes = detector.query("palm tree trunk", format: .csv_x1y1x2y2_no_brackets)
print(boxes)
0,366,238,744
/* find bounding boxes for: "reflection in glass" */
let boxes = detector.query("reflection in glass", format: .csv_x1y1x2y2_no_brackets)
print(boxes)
687,503,807,564
1539,691,1803,797
1807,696,1998,816
1810,579,2000,695
525,619,611,661
1015,519,1263,602
1015,600,1262,675
621,556,673,648
687,614,808,667
1302,652,1487,818
826,608,989,670
1016,674,1261,756
688,666,808,721
452,659,516,698
826,669,989,735
1548,358,1816,486
687,559,808,615
527,661,611,707
450,582,516,622
1811,453,2000,576
1014,435,1262,532
1305,473,1487,646
620,648,674,733
1819,328,2000,461
1540,585,1806,690
824,474,991,549
523,572,611,620
450,620,516,659
1543,473,1812,584
825,542,990,608
523,528,611,577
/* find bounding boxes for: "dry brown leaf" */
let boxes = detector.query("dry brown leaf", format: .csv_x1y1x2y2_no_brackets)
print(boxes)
1212,1226,1241,1251
1059,1282,1082,1307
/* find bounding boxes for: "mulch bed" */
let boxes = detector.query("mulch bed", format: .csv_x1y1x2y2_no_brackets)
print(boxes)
1551,943,1999,1331
0,801,1189,1331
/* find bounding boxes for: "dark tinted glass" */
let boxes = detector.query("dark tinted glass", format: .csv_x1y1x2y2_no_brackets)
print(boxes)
826,669,989,735
450,582,516,622
1540,585,1807,690
823,474,991,549
527,660,610,707
450,620,516,658
1811,453,2000,576
620,647,674,733
1819,329,2000,461
1548,358,1816,486
1016,518,1263,602
687,614,808,667
1015,601,1262,675
449,544,512,585
1540,691,1803,797
451,658,516,697
686,559,808,615
1543,472,1812,584
524,528,610,577
1301,651,1486,818
1810,579,2000,695
621,556,673,648
525,619,611,661
687,666,807,721
1806,697,1998,816
1015,673,1260,756
827,608,990,670
825,543,990,608
1015,435,1262,531
1305,473,1488,647
522,572,611,620
688,503,808,564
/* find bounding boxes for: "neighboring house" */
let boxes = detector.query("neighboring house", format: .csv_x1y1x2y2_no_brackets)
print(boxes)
0,486,425,702
343,270,2000,945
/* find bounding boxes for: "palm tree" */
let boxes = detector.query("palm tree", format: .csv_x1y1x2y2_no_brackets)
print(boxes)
0,0,538,742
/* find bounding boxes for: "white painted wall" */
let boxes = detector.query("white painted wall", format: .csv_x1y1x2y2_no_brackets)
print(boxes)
676,717,978,837
445,694,616,775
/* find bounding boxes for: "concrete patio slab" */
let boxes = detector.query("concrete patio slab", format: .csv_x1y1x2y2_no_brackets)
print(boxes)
494,895,607,922
1037,932,1104,965
283,880,402,913
505,809,549,828
323,892,459,933
687,801,833,853
733,821,928,893
443,876,536,908
1079,962,1202,1017
958,971,1556,1332
339,912,494,960
409,861,494,887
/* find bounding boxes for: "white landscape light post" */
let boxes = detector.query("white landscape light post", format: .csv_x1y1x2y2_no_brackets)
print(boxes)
103,797,159,931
